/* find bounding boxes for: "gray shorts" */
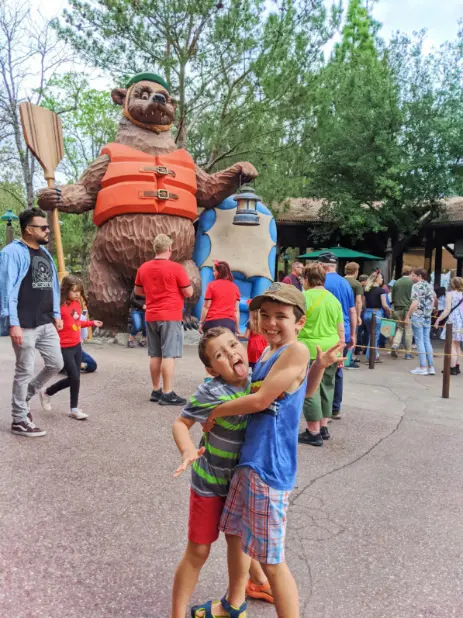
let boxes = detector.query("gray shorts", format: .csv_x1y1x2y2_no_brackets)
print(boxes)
146,321,183,358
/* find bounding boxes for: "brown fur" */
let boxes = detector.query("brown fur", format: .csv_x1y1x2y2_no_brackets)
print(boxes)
38,79,257,329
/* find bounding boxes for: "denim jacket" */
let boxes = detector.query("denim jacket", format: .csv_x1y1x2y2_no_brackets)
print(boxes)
0,239,61,329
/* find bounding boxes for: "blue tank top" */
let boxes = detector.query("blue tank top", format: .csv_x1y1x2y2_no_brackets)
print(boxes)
238,345,308,491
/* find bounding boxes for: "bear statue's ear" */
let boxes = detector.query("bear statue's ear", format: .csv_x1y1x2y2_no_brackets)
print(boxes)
111,88,127,106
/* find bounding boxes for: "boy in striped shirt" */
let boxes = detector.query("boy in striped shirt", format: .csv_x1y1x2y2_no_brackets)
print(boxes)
171,327,270,618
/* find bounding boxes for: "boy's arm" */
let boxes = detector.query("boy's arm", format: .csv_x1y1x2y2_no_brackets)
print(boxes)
172,416,205,477
306,342,345,397
207,343,309,421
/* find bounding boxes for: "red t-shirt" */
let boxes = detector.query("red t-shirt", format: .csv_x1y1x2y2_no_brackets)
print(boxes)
59,300,95,348
135,259,191,322
204,279,240,322
247,330,267,364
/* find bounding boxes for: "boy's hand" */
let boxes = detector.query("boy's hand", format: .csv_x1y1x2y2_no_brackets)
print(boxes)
203,416,216,433
315,342,345,369
173,446,206,478
93,320,103,327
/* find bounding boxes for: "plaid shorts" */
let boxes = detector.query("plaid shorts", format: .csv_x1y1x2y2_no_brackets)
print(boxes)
219,466,290,564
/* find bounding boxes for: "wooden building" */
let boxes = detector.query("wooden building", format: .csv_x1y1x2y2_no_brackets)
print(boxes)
275,197,463,282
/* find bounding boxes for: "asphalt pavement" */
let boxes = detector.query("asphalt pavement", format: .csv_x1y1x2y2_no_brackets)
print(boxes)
0,338,462,618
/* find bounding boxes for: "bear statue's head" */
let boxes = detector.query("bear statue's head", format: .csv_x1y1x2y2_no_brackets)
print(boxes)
111,73,176,133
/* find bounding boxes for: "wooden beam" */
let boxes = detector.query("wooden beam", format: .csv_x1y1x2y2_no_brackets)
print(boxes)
444,244,455,257
457,258,463,277
434,243,443,287
424,230,434,277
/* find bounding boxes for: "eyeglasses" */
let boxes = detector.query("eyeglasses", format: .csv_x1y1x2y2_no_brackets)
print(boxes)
28,225,50,231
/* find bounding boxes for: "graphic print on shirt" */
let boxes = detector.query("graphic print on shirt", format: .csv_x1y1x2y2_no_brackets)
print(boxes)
250,379,285,417
31,254,52,289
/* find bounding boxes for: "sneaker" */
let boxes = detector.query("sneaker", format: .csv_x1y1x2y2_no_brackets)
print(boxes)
138,339,147,347
68,408,88,420
404,354,414,360
410,367,428,375
158,391,187,406
150,388,163,402
320,426,330,440
450,367,459,376
298,430,323,446
11,420,46,437
39,390,52,412
456,364,461,375
427,367,436,376
391,347,398,359
127,339,135,348
331,410,342,420
246,580,274,604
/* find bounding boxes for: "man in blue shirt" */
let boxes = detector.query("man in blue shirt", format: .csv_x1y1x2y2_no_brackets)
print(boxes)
0,208,63,437
318,252,356,418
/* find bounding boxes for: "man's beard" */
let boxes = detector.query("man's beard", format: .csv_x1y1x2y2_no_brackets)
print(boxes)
37,238,49,245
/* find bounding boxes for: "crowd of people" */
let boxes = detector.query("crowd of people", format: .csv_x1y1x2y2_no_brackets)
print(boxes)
1,207,462,618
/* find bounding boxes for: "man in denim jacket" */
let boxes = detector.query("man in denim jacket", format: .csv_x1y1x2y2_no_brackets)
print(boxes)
0,208,63,437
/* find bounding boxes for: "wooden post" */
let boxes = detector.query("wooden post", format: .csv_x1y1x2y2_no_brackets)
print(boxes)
369,312,376,369
442,323,452,399
434,242,442,288
457,258,463,278
394,253,403,279
424,230,433,278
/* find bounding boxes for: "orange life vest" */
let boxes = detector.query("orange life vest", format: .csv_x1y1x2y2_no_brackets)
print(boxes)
93,143,197,227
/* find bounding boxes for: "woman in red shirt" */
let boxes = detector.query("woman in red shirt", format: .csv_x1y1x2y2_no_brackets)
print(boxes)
40,276,102,420
199,261,241,334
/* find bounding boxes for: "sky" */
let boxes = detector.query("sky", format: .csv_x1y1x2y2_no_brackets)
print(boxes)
30,0,463,87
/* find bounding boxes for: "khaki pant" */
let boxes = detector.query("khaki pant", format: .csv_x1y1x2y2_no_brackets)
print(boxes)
392,309,413,353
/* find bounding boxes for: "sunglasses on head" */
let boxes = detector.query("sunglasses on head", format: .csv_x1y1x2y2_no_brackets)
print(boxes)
28,224,50,231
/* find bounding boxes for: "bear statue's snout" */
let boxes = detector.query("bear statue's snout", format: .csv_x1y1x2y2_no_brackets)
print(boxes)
153,93,166,104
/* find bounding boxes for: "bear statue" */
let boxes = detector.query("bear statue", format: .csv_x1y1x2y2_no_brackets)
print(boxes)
38,73,257,329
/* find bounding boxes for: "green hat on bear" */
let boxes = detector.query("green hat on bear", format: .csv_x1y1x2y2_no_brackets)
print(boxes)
126,72,170,92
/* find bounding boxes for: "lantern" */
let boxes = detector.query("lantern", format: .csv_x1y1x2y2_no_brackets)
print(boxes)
1,209,19,245
233,186,260,226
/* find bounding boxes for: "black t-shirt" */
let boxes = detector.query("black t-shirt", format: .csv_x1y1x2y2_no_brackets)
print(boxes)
17,246,54,329
365,287,386,309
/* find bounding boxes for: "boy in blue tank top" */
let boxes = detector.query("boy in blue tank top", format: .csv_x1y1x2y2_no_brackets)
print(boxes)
198,283,343,617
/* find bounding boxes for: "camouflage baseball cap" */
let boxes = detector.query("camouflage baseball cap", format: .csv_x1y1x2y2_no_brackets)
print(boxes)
249,282,306,314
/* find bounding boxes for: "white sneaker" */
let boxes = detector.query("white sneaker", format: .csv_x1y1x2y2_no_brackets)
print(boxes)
410,367,428,375
39,390,52,412
427,367,436,375
68,408,88,420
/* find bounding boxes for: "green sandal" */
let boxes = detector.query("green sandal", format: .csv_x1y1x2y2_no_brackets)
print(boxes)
191,595,247,618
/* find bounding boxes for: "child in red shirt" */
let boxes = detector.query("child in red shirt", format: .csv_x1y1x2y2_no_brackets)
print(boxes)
244,304,267,368
41,276,102,420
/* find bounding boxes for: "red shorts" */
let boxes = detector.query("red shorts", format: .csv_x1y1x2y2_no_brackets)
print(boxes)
188,488,226,545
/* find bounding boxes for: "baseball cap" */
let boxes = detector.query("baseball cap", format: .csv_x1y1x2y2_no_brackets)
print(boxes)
317,251,337,264
249,282,306,315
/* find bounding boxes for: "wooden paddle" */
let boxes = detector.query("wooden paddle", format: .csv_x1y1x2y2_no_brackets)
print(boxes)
19,102,67,280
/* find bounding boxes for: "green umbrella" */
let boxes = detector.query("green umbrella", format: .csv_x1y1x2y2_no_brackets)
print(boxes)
298,247,383,260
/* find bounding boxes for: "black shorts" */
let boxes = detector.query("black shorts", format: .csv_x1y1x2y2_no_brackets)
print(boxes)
203,318,236,334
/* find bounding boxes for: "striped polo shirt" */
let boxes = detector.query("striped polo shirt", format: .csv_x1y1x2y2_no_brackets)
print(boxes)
181,376,251,498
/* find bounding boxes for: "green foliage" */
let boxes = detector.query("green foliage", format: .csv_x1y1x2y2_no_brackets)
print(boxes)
53,0,342,206
305,0,461,241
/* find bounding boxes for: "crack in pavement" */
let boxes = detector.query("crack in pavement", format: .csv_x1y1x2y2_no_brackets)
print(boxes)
288,383,409,617
292,384,407,507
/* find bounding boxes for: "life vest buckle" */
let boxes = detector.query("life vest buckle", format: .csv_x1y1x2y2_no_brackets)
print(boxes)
139,165,176,177
157,189,170,200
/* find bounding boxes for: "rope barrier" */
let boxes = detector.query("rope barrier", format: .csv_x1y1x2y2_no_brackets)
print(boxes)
355,344,461,358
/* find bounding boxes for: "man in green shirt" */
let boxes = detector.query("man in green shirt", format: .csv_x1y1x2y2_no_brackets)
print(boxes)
391,266,414,359
344,262,363,327
345,262,363,366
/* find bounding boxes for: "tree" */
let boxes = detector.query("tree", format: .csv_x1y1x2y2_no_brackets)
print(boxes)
53,0,342,205
0,0,69,207
306,0,462,244
40,72,120,275
306,0,403,239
